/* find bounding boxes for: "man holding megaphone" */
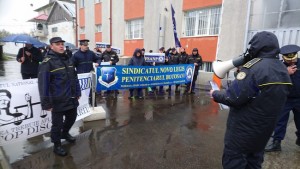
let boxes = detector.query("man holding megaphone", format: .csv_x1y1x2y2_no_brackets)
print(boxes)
210,31,292,169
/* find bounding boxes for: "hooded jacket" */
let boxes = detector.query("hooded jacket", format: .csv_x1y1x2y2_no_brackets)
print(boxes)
212,31,292,153
38,50,81,113
128,49,146,66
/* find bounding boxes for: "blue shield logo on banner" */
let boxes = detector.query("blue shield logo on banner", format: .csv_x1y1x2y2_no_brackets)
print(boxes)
185,65,194,82
98,67,118,88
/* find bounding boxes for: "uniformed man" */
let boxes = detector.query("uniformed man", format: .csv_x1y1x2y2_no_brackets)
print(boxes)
165,47,180,93
72,39,100,74
38,37,81,156
100,44,119,96
210,31,292,169
72,39,100,105
65,46,72,58
265,44,300,152
185,48,202,94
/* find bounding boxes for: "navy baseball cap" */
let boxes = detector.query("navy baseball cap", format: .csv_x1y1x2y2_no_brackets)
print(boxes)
79,39,89,46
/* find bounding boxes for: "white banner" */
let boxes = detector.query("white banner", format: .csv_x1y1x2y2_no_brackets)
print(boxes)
0,73,92,145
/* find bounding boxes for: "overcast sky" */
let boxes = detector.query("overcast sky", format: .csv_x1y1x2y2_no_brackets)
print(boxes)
0,0,48,33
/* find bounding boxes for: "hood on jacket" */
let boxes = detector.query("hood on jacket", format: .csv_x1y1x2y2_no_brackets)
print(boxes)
248,31,280,58
133,48,142,58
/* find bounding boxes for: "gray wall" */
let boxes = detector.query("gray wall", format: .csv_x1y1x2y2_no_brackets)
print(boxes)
84,0,96,46
216,0,250,61
102,0,110,45
112,0,124,54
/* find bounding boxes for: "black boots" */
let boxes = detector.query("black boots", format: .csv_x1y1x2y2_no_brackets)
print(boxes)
62,132,76,143
265,140,281,152
53,142,67,156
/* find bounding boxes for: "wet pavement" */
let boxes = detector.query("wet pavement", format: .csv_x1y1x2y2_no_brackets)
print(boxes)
1,59,300,169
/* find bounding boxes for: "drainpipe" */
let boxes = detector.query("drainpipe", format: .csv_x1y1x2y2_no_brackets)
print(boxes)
110,0,112,45
75,0,78,47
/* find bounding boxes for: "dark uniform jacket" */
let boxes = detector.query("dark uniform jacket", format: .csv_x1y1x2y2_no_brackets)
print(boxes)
212,32,292,153
284,58,300,98
100,50,119,65
72,49,100,74
179,51,188,64
38,50,81,113
186,53,202,72
16,46,42,74
128,49,146,66
166,52,180,65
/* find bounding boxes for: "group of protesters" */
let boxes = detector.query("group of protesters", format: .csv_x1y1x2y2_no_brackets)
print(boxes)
127,46,203,98
16,36,204,156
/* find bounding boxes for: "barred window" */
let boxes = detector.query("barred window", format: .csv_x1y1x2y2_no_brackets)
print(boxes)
249,0,300,30
184,6,221,36
95,24,102,32
200,62,213,72
52,27,58,33
125,19,144,39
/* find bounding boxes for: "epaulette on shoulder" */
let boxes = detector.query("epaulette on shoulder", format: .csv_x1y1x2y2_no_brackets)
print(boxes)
243,58,262,68
42,57,51,63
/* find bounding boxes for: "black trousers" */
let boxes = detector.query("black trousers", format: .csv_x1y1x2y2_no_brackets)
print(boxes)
222,146,264,169
22,73,37,79
51,108,77,143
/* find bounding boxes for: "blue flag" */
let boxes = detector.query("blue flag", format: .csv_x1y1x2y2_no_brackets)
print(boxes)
171,4,181,48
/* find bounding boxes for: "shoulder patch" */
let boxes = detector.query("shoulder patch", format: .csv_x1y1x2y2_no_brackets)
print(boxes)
243,58,262,68
236,72,246,80
42,57,51,63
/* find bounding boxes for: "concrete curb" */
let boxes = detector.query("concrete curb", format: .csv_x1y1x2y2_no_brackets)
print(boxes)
83,106,106,122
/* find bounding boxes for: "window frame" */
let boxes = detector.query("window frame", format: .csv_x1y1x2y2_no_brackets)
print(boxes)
183,6,221,37
125,18,144,40
95,24,102,32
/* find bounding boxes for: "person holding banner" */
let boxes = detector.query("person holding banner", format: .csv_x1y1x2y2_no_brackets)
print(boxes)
72,39,101,74
72,39,100,105
165,48,180,93
38,37,81,156
152,47,167,94
128,48,146,99
101,44,120,96
185,48,202,94
179,47,188,64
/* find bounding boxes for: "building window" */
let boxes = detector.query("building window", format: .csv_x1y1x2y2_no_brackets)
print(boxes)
95,0,102,3
80,0,85,8
95,24,102,32
200,62,213,72
125,19,144,39
184,6,221,36
52,27,58,32
249,0,300,30
80,27,85,33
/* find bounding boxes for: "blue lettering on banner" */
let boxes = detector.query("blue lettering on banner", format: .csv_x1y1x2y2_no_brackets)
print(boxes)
78,77,92,91
96,64,194,91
